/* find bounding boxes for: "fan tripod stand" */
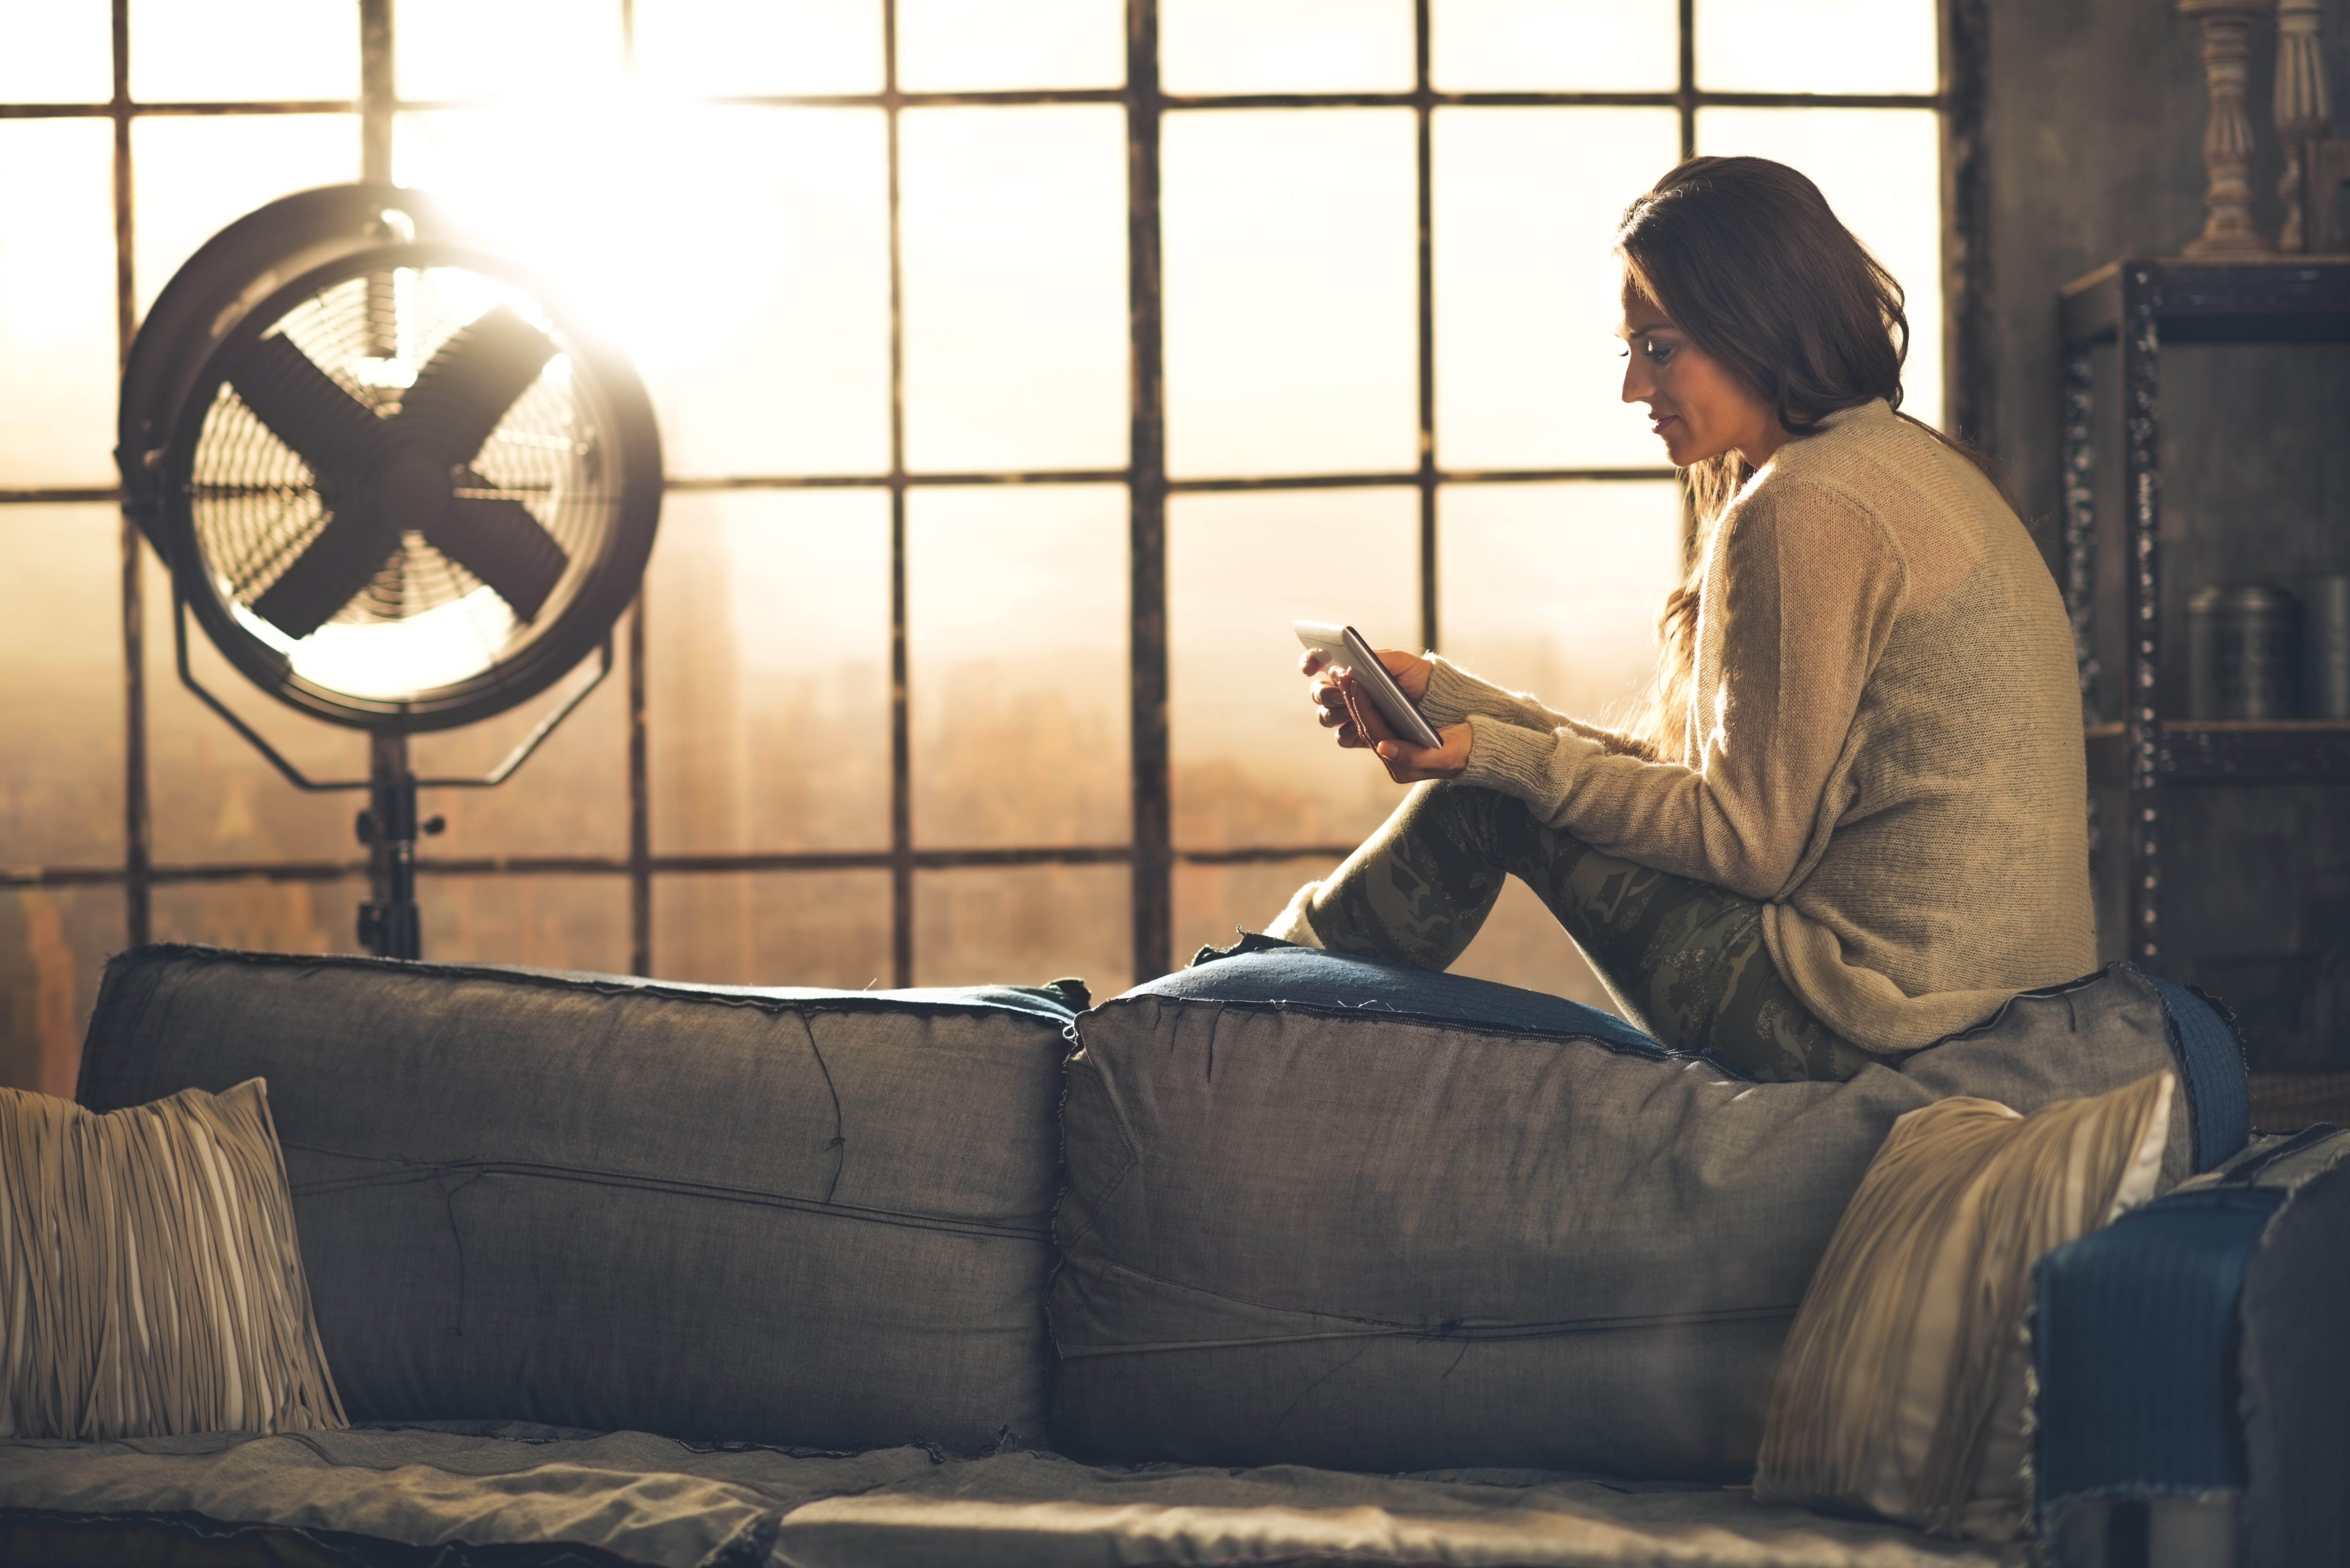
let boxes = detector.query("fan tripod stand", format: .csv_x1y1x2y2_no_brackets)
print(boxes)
356,732,439,960
171,591,615,961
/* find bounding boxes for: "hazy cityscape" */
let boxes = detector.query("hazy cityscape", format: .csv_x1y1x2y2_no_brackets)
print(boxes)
0,1,1942,1091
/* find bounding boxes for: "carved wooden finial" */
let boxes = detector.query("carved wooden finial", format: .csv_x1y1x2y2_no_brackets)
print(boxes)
2180,0,2278,256
2277,0,2333,249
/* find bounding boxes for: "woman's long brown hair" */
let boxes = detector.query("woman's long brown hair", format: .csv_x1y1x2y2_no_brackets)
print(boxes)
1614,156,2012,759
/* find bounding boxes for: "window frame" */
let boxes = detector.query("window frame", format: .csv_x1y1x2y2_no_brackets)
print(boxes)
0,0,1987,985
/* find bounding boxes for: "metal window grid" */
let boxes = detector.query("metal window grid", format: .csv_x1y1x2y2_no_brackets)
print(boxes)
0,0,1983,987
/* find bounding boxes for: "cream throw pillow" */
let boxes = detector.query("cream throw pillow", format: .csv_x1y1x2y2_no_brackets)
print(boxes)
1754,1070,2174,1541
0,1078,347,1439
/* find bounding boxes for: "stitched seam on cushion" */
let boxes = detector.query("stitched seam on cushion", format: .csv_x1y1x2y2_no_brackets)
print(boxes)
1093,994,1707,1067
1060,1250,1802,1343
1050,1007,1157,1254
101,943,1078,1025
1054,1308,1803,1357
282,1152,1050,1241
1933,962,2123,1050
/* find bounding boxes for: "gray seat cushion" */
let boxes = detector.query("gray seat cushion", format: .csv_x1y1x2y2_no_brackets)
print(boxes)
76,944,1079,1453
0,1423,2003,1568
1051,960,2238,1476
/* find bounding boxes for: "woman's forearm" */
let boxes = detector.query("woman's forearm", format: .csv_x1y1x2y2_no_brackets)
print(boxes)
1419,655,1644,755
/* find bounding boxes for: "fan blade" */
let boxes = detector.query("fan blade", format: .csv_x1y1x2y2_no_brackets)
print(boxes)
222,332,396,483
398,305,559,465
423,496,569,622
248,496,402,640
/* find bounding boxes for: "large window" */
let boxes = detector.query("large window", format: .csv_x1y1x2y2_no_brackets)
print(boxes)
0,0,1955,1093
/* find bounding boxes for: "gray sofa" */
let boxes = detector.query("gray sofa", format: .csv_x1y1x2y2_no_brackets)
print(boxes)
3,942,2339,1568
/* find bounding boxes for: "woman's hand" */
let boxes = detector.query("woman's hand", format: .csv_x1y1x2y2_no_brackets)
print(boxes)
1301,648,1470,783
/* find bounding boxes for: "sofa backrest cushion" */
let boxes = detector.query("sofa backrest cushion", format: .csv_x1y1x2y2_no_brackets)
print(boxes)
76,945,1077,1454
1050,955,2240,1476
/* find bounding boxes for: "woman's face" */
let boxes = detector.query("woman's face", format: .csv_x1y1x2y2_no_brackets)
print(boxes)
1618,279,1787,468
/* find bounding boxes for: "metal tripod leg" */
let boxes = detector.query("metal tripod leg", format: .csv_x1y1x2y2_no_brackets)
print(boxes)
359,730,422,959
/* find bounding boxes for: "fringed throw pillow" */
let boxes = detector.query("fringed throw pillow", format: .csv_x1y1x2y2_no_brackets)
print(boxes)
0,1078,346,1439
1754,1070,2173,1541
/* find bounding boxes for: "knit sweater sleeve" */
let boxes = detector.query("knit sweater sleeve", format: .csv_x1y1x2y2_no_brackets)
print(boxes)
1417,655,1644,754
1455,481,1906,900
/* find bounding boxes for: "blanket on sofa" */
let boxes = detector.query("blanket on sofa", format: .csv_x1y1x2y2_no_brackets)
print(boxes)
0,1424,2000,1568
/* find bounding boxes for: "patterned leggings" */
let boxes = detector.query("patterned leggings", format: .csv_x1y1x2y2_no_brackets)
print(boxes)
1277,781,1881,1082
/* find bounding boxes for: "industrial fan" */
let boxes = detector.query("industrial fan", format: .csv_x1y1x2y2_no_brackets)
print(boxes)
118,184,662,959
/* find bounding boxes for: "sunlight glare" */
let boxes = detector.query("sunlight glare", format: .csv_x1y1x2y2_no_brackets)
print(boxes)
0,2,111,102
350,356,418,389
1695,0,1937,94
634,0,883,95
231,589,518,700
0,121,116,486
397,97,891,476
396,95,751,373
1162,0,1413,94
1433,0,1678,92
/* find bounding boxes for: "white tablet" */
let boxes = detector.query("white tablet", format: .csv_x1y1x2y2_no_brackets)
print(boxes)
1292,621,1444,750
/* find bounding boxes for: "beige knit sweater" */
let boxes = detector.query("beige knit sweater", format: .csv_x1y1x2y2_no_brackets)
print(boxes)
1421,399,2095,1052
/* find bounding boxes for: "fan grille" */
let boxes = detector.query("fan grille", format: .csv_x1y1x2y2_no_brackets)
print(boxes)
187,266,621,701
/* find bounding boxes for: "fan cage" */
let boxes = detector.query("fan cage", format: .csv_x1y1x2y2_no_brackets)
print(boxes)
180,259,632,711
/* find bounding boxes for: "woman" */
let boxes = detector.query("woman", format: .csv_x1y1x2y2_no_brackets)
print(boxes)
1267,156,2094,1082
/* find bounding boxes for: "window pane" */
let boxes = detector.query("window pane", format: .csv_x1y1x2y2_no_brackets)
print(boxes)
901,107,1128,473
417,873,630,972
147,527,626,869
1164,110,1417,477
1434,107,1679,471
650,491,891,856
0,122,117,487
129,0,358,102
1170,487,1418,852
407,658,629,859
154,875,612,972
1175,857,1338,970
915,864,1130,991
141,551,370,865
153,878,365,960
896,0,1122,92
0,1,110,101
0,506,122,864
909,486,1129,848
1434,479,1678,1018
1448,878,1626,1016
131,116,358,321
1432,0,1676,92
635,0,884,95
0,887,126,1097
1696,0,1937,94
396,0,624,102
1436,480,1682,732
654,871,891,988
1695,108,1944,431
1162,0,1412,94
399,106,893,478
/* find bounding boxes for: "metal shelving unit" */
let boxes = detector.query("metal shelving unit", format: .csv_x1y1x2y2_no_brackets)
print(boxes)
2060,255,2350,969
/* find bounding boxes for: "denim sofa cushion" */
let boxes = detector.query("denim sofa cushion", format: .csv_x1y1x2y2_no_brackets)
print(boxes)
1052,958,2240,1476
2143,977,2251,1174
2033,1127,2350,1568
75,944,1078,1453
1151,937,1676,1061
